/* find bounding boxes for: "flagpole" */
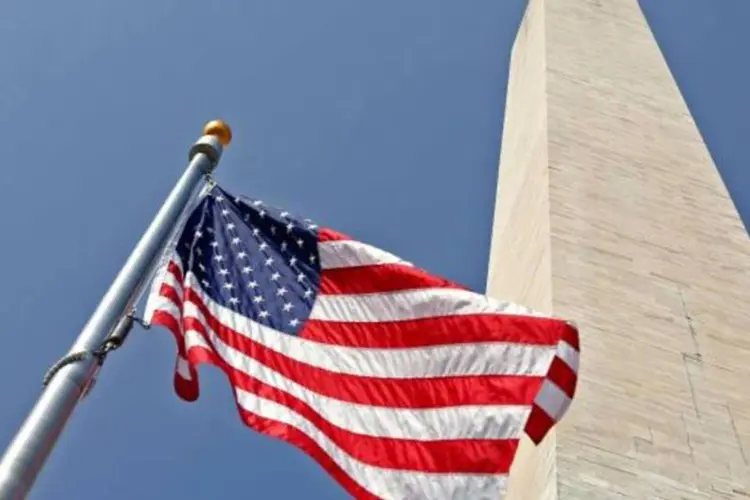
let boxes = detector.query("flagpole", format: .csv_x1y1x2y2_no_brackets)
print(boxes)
0,120,232,500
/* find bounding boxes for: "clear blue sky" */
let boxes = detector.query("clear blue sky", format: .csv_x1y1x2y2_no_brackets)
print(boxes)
0,1,747,499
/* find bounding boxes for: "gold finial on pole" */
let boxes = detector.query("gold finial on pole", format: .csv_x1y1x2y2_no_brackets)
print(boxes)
203,120,232,147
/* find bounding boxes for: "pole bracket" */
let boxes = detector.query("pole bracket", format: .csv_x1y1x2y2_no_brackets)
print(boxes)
41,351,94,388
41,312,144,390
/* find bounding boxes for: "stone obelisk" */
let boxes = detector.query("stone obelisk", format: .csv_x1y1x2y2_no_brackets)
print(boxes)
487,0,750,498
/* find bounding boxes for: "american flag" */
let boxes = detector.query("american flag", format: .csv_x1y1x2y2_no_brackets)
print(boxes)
144,184,580,499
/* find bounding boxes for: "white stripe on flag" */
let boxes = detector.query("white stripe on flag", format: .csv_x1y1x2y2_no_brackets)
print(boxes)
310,287,541,322
556,341,580,373
175,356,192,380
534,379,571,422
319,240,413,269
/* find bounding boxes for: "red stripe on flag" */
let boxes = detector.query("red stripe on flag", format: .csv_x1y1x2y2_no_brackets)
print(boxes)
318,228,351,242
523,404,556,445
561,323,580,350
319,264,464,295
545,357,578,399
159,283,182,308
167,260,183,283
301,314,572,349
151,310,183,353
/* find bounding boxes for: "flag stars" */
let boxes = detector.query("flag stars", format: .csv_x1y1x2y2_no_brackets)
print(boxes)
177,190,321,336
215,195,224,202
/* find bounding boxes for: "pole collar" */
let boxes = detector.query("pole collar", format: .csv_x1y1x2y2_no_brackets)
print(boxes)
188,120,232,170
189,135,223,169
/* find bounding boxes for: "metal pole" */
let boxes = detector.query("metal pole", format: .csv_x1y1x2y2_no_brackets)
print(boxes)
0,120,232,500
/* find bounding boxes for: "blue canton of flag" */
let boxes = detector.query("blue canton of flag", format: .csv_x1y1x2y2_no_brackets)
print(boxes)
174,186,321,335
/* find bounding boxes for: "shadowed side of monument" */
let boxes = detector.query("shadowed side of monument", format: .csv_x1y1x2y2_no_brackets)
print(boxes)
487,0,557,498
488,0,750,498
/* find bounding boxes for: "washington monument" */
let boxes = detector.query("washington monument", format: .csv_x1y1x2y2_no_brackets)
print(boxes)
488,0,750,498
